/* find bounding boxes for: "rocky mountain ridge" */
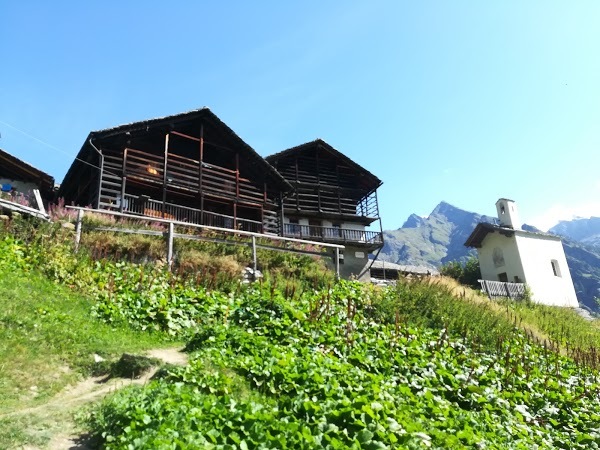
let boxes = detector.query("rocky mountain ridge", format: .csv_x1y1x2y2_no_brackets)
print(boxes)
550,217,600,248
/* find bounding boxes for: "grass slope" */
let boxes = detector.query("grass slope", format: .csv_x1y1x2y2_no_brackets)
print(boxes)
0,269,175,448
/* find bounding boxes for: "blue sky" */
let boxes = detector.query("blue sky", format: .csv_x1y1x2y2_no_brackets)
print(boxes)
1,1,600,230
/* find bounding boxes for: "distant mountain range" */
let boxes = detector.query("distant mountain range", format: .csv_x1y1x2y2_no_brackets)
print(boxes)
380,202,600,312
549,217,600,248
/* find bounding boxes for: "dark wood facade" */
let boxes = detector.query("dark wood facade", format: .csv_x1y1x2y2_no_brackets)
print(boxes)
59,109,291,233
266,139,383,249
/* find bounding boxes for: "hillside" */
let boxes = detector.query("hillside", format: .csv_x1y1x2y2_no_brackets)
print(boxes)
380,202,600,312
2,215,600,448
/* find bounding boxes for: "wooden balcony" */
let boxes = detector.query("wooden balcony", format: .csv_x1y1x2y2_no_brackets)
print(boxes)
282,223,383,247
120,194,263,233
124,148,269,206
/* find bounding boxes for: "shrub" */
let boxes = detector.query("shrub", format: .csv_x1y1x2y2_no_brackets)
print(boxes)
440,256,481,288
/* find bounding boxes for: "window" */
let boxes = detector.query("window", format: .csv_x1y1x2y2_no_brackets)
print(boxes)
338,249,345,265
514,276,521,283
498,272,508,282
551,260,562,277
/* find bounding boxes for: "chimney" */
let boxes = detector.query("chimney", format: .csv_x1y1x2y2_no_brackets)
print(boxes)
495,198,521,230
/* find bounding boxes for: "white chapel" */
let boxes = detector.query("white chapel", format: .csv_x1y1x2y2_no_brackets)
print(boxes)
465,198,579,308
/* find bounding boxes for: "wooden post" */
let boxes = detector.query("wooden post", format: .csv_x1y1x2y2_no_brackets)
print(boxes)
235,153,240,199
162,134,169,218
233,202,237,230
166,221,174,271
315,150,321,211
294,157,300,210
199,122,204,220
504,282,512,299
336,164,342,214
75,209,84,252
483,280,492,300
120,149,128,213
33,189,46,216
335,247,340,280
279,193,285,236
252,235,258,281
260,205,264,234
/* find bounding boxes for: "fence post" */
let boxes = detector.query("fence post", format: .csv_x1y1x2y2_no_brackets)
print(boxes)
74,209,84,252
335,247,340,280
167,222,174,271
482,280,491,300
504,282,512,299
252,236,258,281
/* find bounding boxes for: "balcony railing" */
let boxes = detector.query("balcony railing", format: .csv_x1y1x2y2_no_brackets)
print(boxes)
478,280,526,300
124,148,268,205
120,194,263,233
282,223,383,245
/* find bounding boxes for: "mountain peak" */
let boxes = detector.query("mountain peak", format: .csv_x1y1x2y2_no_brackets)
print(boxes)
402,213,426,229
431,201,455,215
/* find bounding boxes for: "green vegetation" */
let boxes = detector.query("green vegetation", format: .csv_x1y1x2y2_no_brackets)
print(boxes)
2,214,600,449
82,280,600,449
504,300,600,361
439,256,481,289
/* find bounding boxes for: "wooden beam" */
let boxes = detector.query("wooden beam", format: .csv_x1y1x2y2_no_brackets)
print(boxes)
199,122,204,222
162,134,169,218
260,205,264,234
280,192,285,235
235,153,240,199
233,202,237,229
295,157,300,210
120,148,128,213
171,130,201,142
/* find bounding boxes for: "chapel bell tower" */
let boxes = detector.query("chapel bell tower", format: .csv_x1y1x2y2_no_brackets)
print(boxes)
495,198,521,230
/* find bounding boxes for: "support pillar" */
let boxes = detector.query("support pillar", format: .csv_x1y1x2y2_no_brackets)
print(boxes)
252,236,258,281
162,134,169,218
166,222,174,271
75,209,84,252
120,149,128,213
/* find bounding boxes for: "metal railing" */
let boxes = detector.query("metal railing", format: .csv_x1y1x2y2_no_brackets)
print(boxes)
68,206,345,278
282,223,383,244
479,280,526,300
121,194,263,233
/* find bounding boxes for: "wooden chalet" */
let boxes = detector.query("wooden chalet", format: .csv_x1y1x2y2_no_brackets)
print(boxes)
0,147,54,201
266,139,383,251
59,109,292,234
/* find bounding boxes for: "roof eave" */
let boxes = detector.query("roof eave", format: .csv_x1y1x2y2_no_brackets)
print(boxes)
266,138,382,191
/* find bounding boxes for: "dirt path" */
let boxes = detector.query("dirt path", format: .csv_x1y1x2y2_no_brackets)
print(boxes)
6,347,188,450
